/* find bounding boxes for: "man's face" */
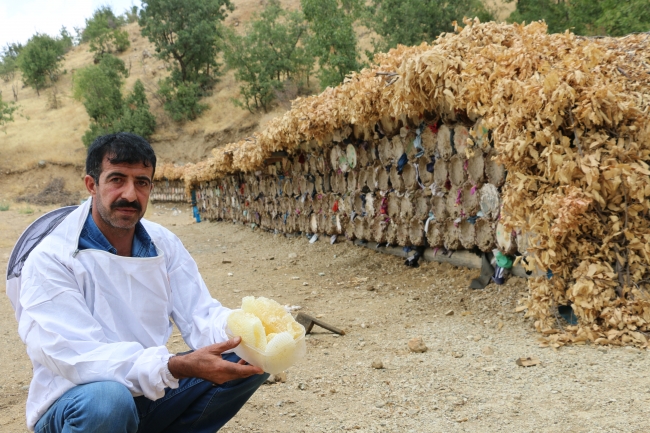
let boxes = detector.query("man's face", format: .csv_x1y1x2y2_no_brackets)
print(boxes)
85,156,154,230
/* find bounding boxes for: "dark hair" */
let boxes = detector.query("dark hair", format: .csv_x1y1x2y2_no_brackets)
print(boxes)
86,132,156,183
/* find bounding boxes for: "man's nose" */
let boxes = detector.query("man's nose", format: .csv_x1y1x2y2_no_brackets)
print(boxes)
121,179,138,201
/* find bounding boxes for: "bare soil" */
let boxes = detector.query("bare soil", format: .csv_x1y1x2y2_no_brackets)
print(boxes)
1,203,649,433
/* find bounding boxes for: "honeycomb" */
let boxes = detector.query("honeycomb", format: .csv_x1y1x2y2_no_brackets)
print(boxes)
241,296,304,340
226,310,267,351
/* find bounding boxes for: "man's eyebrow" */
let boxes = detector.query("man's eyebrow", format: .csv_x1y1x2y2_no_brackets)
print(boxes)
105,171,126,178
136,175,152,182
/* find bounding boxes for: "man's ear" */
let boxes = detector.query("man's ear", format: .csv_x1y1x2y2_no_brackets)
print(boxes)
84,175,97,196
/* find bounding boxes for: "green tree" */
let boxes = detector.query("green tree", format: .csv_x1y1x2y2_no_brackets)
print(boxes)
139,0,234,86
89,28,130,60
366,0,493,53
75,58,157,146
0,93,18,130
157,79,207,122
0,43,23,83
123,5,140,23
118,79,157,138
507,0,649,36
81,6,125,42
58,26,75,52
18,34,66,96
74,54,127,127
81,6,130,61
302,0,361,89
225,0,312,112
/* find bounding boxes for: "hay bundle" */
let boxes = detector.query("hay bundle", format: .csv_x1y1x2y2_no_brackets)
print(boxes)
371,216,388,243
449,154,466,187
378,137,392,163
389,165,404,192
433,158,448,187
402,163,418,191
421,125,437,155
391,135,405,160
413,192,430,220
461,183,480,215
387,192,401,220
365,193,377,218
377,165,390,191
353,216,366,240
485,149,505,187
446,186,461,219
459,220,476,250
496,221,517,256
426,221,444,248
347,169,358,193
436,124,453,160
467,151,485,184
400,194,414,220
475,218,496,252
408,218,425,246
385,221,398,245
417,157,434,185
431,195,447,220
396,220,411,246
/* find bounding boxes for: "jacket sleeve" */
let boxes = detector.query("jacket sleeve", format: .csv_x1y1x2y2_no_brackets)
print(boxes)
165,234,232,350
18,251,178,400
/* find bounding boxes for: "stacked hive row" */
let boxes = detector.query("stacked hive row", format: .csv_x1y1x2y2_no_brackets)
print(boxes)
151,180,187,203
152,20,650,346
194,118,517,253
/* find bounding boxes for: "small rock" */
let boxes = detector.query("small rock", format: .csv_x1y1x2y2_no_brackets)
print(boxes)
481,346,495,356
274,372,287,383
318,272,326,276
298,382,306,390
222,259,231,264
269,257,275,260
288,253,298,259
303,282,309,286
227,273,233,277
291,276,300,280
473,335,482,342
445,310,454,316
371,360,384,369
21,385,29,391
38,160,46,168
451,351,464,358
366,285,376,291
408,336,428,353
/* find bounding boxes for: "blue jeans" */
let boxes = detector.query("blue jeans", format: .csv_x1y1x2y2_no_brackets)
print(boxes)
34,353,269,433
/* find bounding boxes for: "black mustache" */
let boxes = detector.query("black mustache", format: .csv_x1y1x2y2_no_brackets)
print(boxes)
111,200,142,211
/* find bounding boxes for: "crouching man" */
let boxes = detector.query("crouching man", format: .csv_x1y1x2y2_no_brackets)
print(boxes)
6,132,267,433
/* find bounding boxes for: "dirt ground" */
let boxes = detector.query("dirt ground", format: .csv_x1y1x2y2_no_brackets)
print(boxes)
1,202,650,433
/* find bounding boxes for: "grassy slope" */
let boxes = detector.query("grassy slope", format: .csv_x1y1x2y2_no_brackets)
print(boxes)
0,0,512,199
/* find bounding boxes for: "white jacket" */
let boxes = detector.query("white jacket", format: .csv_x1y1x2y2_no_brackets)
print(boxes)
6,199,232,431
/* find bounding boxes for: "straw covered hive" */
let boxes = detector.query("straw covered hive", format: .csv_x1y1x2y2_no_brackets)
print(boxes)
154,19,650,348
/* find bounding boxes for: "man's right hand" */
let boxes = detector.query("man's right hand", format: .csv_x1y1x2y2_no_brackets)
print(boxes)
167,337,264,384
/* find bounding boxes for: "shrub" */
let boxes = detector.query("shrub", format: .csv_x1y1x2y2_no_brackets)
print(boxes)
18,34,66,96
157,79,207,122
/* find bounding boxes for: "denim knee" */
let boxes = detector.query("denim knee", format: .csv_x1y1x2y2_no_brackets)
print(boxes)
75,382,138,430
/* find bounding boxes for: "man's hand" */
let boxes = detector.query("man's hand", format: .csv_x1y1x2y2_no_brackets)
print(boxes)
168,337,264,384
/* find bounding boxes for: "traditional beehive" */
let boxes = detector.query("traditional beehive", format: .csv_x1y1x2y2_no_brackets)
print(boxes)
154,20,650,348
